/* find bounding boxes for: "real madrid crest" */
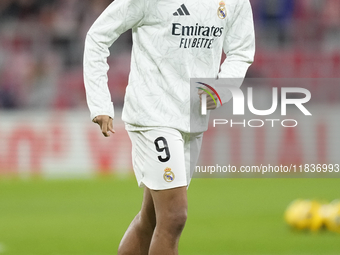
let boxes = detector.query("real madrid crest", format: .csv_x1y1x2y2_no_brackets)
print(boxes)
217,1,226,19
163,167,175,182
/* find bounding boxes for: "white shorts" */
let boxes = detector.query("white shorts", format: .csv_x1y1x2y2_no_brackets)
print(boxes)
128,127,203,190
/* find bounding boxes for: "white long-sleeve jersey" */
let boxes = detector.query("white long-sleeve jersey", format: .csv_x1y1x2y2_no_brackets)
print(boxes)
84,0,255,133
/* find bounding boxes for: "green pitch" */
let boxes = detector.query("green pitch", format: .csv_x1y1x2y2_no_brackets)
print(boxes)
0,177,339,255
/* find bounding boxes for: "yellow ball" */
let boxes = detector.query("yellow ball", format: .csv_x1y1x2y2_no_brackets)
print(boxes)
284,200,324,231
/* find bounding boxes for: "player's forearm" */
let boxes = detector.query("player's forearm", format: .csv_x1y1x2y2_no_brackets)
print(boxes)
217,53,254,105
83,32,115,121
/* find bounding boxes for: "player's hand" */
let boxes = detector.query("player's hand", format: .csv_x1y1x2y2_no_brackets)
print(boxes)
198,89,218,110
92,115,115,137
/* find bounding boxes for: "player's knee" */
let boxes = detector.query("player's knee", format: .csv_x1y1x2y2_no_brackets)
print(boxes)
175,210,187,232
164,208,187,236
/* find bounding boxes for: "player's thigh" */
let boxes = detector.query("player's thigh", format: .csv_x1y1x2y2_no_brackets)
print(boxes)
150,186,188,226
128,128,187,190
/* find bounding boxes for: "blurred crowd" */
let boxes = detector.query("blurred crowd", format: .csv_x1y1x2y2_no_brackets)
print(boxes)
252,0,340,50
0,0,339,109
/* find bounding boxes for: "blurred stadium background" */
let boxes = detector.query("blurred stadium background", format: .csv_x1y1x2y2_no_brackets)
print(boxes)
0,0,339,254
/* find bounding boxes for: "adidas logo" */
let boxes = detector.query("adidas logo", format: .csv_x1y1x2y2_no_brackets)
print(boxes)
173,4,190,16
